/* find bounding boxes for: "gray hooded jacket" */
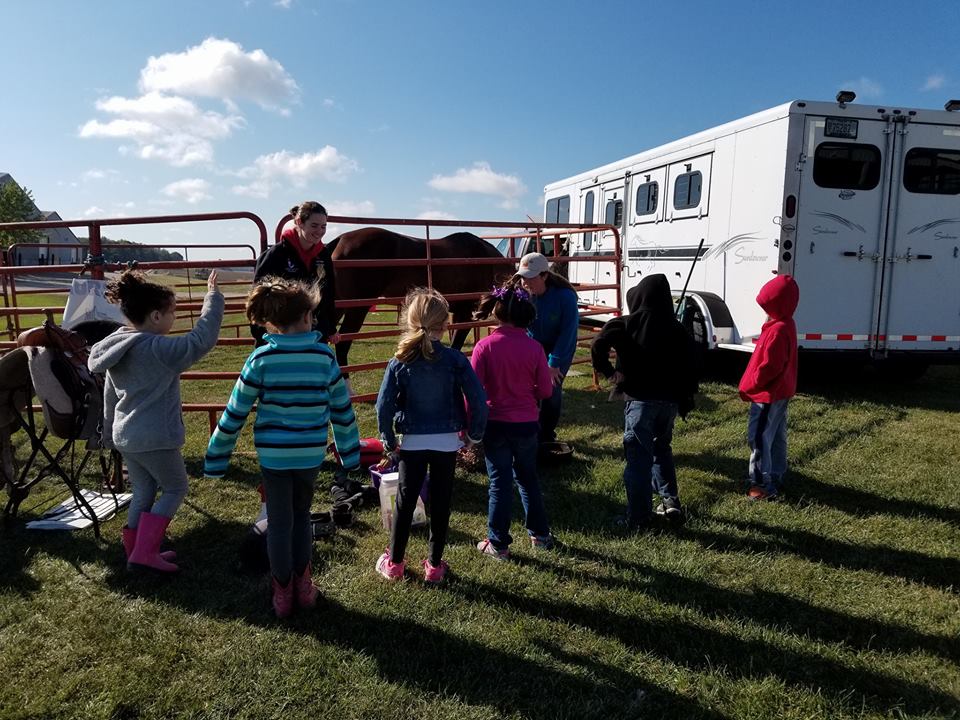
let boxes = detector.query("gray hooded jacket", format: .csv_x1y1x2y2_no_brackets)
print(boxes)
88,290,224,452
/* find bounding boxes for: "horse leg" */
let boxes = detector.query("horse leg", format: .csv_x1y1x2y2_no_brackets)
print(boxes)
335,307,369,370
449,303,474,352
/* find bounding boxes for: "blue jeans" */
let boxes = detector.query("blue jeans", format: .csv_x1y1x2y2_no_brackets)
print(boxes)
747,399,789,490
623,399,678,525
484,423,551,550
261,465,318,584
538,380,564,443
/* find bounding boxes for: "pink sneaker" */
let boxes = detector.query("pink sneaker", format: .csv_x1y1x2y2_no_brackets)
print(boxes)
476,539,510,561
422,559,449,584
375,550,405,580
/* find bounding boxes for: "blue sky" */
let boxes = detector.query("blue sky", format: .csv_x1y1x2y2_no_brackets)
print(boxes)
2,0,956,256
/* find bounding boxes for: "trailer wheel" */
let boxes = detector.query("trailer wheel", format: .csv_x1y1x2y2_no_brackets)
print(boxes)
678,297,708,348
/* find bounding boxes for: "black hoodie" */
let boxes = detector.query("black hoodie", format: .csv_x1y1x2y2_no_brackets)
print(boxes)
590,274,699,408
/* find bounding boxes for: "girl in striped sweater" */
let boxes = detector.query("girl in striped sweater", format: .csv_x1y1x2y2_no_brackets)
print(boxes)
205,277,360,618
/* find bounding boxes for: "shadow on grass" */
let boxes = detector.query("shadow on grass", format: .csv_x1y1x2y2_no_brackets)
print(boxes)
524,544,960,663
4,502,954,718
684,512,960,594
448,569,957,717
59,523,726,719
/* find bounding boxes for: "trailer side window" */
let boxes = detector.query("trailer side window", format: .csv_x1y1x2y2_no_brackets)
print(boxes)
813,142,881,190
903,147,960,195
546,195,570,223
605,199,623,228
673,172,702,209
582,191,594,251
635,182,658,215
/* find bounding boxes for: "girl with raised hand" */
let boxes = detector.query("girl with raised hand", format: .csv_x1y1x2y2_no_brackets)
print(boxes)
89,269,224,573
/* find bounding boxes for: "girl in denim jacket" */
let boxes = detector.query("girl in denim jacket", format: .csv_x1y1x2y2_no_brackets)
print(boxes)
375,288,488,583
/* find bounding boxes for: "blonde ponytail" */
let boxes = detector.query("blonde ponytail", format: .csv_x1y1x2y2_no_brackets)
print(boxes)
395,288,449,364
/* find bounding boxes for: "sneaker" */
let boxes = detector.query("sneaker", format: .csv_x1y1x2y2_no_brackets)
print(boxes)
375,550,405,580
476,539,510,561
614,515,655,535
747,484,778,501
422,559,449,584
529,533,556,550
654,498,686,525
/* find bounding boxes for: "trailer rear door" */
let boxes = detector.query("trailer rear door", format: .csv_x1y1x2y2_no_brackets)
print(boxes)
877,122,960,350
793,116,893,347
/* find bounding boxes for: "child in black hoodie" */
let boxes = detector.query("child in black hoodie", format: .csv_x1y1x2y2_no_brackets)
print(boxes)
591,274,700,531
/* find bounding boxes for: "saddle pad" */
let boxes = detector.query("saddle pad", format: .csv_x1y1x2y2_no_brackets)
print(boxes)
26,489,132,530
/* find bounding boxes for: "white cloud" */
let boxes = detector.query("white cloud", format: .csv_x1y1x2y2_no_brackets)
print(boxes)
81,169,117,181
161,178,212,204
416,210,458,221
326,200,376,216
232,147,360,198
79,92,244,167
83,206,105,217
840,77,883,100
80,38,297,166
139,37,299,111
921,74,946,92
428,162,527,208
274,0,292,7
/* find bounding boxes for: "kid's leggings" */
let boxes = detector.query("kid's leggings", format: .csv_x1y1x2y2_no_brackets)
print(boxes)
390,450,456,566
261,466,318,584
124,449,189,528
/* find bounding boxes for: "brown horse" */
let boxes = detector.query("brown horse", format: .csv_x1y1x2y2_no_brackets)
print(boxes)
326,227,509,369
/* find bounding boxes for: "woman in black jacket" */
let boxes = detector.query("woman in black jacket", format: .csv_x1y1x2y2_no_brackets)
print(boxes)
251,201,338,345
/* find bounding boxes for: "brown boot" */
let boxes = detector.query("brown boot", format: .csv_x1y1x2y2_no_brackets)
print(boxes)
294,564,320,610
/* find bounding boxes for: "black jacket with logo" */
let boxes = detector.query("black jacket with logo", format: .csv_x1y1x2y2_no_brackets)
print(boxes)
251,238,337,344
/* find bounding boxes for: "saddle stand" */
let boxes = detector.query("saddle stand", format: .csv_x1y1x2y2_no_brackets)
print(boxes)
2,393,123,539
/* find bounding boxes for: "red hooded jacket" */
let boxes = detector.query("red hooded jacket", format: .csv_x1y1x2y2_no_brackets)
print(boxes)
739,275,799,403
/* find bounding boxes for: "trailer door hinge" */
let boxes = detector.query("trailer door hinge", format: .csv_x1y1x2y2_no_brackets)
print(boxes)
795,153,807,171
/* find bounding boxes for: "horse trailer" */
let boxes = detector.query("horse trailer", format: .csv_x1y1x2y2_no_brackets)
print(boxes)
543,95,960,366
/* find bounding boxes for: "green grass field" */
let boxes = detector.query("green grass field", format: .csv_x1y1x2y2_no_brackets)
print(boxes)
1,306,958,719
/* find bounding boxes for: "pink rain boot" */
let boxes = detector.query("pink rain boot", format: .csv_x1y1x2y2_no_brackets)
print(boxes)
122,526,176,562
293,564,320,610
127,512,179,573
272,576,294,619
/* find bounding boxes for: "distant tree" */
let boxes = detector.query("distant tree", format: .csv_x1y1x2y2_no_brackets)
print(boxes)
77,236,184,264
0,183,43,248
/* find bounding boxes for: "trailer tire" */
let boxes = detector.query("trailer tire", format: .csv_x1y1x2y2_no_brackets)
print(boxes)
678,297,708,348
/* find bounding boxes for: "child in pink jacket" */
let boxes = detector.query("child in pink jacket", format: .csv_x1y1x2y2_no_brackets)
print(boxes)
471,282,555,559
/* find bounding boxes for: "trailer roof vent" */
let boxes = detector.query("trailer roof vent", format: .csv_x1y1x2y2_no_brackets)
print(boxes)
945,99,960,112
836,90,856,107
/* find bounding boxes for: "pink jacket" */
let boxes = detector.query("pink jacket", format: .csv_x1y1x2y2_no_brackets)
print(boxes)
470,326,553,423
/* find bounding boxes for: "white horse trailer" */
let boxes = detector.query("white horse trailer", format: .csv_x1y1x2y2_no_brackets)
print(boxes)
544,96,960,366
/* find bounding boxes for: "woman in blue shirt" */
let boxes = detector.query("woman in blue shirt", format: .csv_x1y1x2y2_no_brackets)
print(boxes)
516,252,580,445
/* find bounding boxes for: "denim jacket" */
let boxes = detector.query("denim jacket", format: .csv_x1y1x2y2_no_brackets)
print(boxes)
376,341,488,451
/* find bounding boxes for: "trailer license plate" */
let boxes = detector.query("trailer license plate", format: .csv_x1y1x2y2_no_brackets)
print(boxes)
825,117,858,139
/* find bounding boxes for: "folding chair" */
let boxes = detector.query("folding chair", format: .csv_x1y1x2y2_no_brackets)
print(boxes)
1,327,123,539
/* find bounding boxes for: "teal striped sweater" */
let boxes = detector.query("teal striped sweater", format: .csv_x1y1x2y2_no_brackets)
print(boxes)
204,331,360,476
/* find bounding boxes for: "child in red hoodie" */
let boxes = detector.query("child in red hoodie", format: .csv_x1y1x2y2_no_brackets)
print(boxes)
738,275,799,501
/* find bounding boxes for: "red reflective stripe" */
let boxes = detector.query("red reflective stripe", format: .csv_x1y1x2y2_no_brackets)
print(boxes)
932,335,947,341
874,335,886,341
837,333,853,340
805,333,822,340
902,335,918,341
